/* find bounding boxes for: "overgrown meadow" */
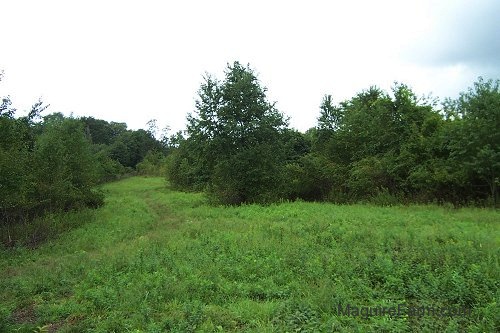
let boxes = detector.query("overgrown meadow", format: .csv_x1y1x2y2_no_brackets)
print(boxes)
1,177,498,332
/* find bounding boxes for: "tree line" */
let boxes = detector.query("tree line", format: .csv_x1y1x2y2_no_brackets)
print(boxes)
167,62,499,206
2,61,498,238
1,70,167,242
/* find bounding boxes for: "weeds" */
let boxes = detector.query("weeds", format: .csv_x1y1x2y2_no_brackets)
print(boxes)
0,177,498,332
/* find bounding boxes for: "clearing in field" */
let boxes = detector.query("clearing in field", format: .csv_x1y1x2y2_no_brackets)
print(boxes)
1,177,498,332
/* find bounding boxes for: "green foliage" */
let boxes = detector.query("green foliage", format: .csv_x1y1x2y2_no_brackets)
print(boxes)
273,300,321,332
106,129,162,168
33,118,103,212
162,61,497,206
348,156,391,199
81,116,127,145
285,153,341,201
281,128,312,163
311,79,499,206
209,143,285,204
136,151,167,176
93,146,131,183
169,62,288,204
0,118,31,215
318,94,343,132
166,134,210,191
0,109,104,245
447,77,500,204
1,177,498,331
0,73,149,244
81,116,166,177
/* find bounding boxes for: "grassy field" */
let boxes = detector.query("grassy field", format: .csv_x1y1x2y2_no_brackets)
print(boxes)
1,177,499,332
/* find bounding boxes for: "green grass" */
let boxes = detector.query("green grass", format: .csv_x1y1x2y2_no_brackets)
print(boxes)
1,177,499,332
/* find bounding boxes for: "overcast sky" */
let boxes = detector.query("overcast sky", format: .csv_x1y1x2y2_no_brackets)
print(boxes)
1,0,499,133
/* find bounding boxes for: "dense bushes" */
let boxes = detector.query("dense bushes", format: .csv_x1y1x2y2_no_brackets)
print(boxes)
81,116,165,173
286,80,499,206
137,151,168,176
34,117,102,211
0,104,104,238
167,64,499,206
167,62,288,204
2,66,498,214
1,73,168,245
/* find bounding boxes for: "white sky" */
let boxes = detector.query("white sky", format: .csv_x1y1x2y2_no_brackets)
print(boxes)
1,0,499,133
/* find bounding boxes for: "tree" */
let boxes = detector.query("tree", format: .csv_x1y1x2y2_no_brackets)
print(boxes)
81,116,118,145
171,62,288,204
448,77,500,204
0,87,48,223
318,94,343,132
312,83,448,202
34,117,103,211
137,150,167,176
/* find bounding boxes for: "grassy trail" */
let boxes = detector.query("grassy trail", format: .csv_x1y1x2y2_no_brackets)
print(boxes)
1,177,499,332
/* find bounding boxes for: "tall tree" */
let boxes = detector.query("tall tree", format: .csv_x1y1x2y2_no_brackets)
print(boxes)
448,77,500,204
318,94,343,132
34,118,102,211
173,62,288,204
